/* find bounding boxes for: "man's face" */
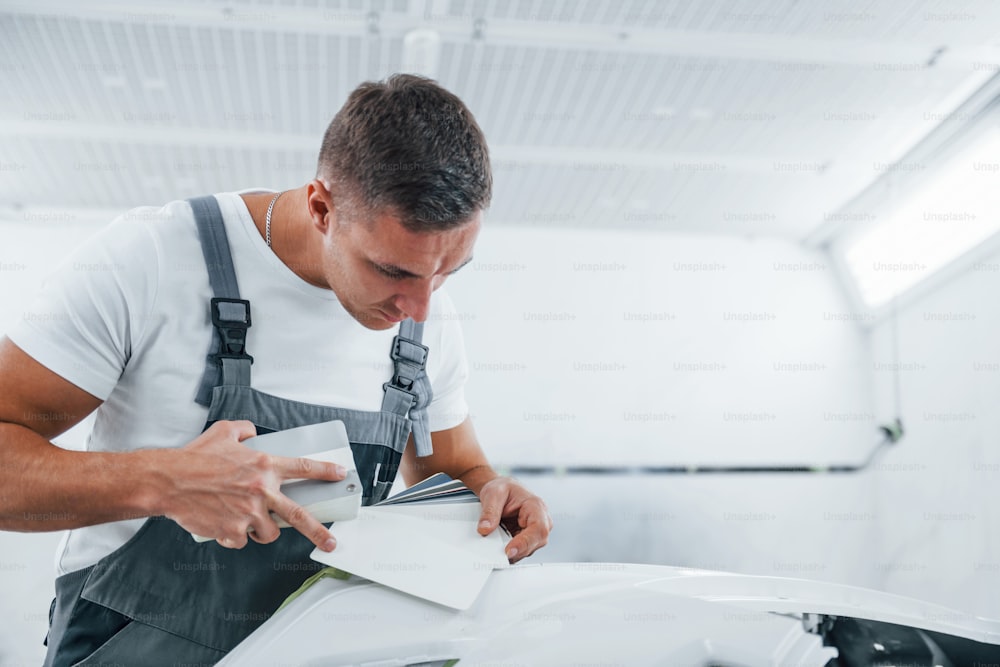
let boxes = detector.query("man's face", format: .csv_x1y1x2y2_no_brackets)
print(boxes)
311,185,480,330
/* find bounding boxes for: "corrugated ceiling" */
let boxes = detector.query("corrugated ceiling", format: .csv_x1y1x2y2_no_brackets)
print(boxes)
1,0,998,238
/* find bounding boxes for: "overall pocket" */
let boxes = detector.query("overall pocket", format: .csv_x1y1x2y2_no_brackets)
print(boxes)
71,620,225,667
45,565,129,667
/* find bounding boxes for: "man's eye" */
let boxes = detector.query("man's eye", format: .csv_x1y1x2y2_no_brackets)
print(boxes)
376,265,405,279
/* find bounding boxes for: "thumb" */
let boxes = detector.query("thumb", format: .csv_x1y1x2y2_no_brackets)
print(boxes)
228,419,258,442
477,482,505,536
215,419,257,442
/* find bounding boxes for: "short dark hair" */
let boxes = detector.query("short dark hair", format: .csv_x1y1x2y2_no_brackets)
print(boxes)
317,74,492,231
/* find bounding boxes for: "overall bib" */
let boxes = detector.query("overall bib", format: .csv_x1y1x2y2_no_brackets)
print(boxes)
43,195,435,666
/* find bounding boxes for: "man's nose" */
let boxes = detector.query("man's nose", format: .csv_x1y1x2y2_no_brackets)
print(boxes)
394,277,437,322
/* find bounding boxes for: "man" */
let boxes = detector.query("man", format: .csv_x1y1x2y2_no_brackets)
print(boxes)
0,74,551,665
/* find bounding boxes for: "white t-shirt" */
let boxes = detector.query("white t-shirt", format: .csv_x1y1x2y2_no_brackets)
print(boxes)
7,190,470,574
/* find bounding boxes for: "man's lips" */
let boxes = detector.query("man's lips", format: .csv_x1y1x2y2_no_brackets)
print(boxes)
377,308,406,323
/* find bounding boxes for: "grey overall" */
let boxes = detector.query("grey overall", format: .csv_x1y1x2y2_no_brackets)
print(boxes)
43,195,435,666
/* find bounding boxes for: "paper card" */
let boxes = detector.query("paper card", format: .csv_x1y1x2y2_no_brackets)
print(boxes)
273,470,363,527
380,472,454,499
311,506,510,609
379,488,477,505
244,420,357,483
244,420,353,459
372,500,483,522
375,475,467,504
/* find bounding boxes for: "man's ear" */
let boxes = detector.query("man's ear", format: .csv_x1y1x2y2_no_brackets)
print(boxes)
306,179,335,232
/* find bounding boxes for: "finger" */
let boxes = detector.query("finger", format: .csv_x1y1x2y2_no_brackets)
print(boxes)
504,505,551,562
505,525,548,562
209,419,257,442
216,531,249,550
518,501,554,532
476,482,507,536
267,489,337,552
247,516,281,545
272,455,347,483
230,420,258,442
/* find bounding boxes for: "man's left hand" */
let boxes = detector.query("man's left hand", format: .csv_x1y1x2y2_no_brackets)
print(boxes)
476,477,552,563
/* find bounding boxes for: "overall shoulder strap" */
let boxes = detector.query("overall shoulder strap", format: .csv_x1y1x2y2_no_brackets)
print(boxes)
382,319,434,457
190,195,253,406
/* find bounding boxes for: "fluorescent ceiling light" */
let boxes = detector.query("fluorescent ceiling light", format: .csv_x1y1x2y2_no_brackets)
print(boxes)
841,128,1000,309
401,28,442,79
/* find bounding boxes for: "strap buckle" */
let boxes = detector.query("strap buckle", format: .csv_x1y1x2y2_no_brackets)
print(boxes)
388,335,428,391
382,382,417,409
210,297,254,363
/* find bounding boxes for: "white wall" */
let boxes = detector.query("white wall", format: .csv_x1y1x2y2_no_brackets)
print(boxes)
452,226,878,467
867,246,1000,619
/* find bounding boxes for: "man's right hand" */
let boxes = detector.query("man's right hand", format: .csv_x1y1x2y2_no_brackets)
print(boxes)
0,338,344,549
153,420,346,552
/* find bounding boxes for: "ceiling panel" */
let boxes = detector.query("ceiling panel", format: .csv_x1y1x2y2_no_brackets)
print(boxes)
1,0,998,242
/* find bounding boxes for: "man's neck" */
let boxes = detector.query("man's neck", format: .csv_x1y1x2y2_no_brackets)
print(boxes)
242,188,328,289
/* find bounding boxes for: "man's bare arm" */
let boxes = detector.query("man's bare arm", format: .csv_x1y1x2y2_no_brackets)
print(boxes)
0,337,343,551
399,417,498,494
0,336,148,530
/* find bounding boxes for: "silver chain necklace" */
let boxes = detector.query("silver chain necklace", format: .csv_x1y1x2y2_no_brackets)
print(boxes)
264,191,284,248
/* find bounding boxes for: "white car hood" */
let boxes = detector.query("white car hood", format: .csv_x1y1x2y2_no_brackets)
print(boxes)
221,562,1000,666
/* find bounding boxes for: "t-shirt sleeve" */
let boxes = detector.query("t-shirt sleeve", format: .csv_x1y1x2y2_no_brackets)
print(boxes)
425,288,470,433
5,211,160,400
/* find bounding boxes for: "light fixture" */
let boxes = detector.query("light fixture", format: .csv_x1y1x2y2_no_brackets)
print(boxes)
840,127,1000,309
401,28,442,79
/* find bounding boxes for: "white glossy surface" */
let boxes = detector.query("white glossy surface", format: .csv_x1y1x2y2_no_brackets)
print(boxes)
221,563,1000,666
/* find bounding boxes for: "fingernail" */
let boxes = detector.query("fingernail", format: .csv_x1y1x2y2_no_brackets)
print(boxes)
479,520,491,530
334,465,347,476
322,538,337,552
506,547,518,560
